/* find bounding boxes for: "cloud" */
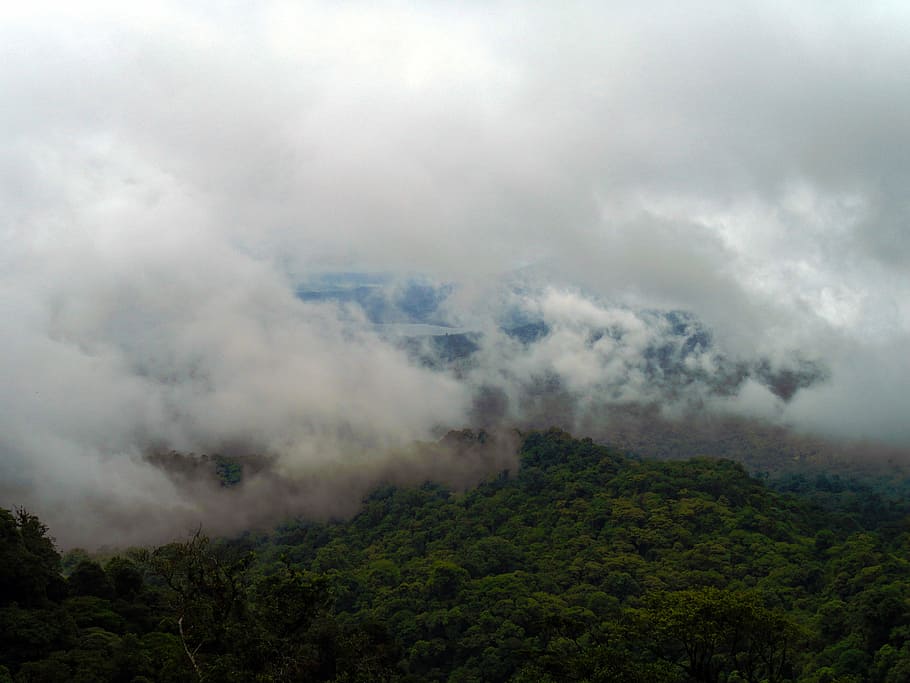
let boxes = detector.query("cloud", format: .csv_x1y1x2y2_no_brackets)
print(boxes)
0,225,470,545
2,2,910,544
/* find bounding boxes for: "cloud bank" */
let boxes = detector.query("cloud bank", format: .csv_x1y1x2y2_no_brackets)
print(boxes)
2,2,910,545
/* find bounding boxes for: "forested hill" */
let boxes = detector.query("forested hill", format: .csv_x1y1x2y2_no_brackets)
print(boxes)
3,430,910,682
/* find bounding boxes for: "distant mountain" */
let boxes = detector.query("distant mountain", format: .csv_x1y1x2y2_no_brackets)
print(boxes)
296,275,453,325
503,320,550,344
399,332,481,368
296,276,828,405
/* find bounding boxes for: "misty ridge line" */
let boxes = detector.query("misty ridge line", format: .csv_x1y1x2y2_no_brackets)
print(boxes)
138,429,521,542
133,403,910,554
0,272,895,549
137,270,905,546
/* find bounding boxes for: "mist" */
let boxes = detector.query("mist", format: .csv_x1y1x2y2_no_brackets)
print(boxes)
2,2,910,546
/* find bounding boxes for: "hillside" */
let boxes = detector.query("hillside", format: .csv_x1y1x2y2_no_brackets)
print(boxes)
2,430,910,681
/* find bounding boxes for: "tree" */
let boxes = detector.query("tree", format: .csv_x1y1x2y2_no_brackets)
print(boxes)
68,561,114,600
0,508,63,607
147,530,252,680
639,587,802,683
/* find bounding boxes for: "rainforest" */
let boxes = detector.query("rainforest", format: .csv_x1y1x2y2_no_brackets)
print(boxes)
3,430,909,682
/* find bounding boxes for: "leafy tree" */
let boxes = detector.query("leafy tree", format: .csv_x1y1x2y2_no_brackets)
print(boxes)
68,560,114,600
0,508,63,607
638,587,803,682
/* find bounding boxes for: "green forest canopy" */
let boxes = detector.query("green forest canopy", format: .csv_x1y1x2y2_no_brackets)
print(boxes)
2,429,910,682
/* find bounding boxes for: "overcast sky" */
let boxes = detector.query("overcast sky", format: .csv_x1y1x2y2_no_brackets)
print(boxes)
3,2,910,544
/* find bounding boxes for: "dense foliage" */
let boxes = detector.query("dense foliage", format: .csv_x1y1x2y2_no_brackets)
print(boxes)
2,429,910,681
0,512,397,681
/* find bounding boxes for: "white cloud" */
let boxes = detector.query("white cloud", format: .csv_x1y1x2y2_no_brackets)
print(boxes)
3,1,910,543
